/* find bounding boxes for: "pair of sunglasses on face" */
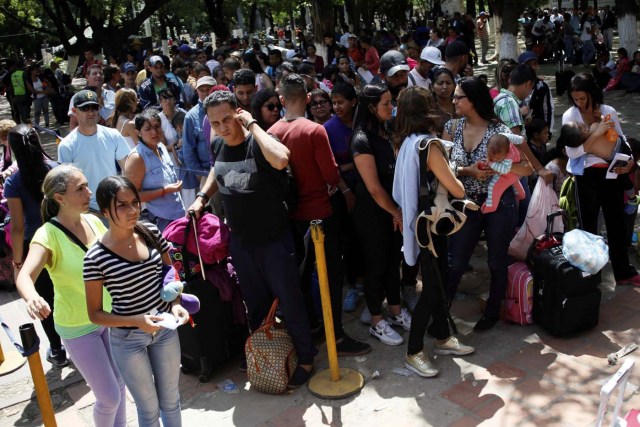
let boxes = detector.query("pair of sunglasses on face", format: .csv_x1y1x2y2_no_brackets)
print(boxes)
77,105,100,112
264,103,282,111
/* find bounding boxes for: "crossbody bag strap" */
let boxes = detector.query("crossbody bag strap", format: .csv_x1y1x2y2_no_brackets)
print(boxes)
49,219,89,252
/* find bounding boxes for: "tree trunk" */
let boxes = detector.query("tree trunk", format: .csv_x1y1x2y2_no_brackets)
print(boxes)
344,0,360,30
478,0,486,13
467,0,476,17
616,0,639,54
312,0,334,63
249,2,258,34
203,0,230,40
493,0,526,60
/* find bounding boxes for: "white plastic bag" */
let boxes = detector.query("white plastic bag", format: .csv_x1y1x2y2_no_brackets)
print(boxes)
562,229,609,274
509,180,564,260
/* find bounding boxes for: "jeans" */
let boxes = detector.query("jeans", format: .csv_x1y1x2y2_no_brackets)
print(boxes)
229,230,316,365
447,190,517,318
63,327,126,427
354,201,402,317
582,39,596,64
32,96,49,127
110,327,182,427
564,36,575,61
407,237,451,355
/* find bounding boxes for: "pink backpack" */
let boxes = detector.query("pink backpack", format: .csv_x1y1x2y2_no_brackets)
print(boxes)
505,262,534,325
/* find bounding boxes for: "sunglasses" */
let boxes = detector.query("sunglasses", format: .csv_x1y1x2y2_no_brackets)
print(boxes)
77,105,100,112
310,100,329,108
264,103,281,111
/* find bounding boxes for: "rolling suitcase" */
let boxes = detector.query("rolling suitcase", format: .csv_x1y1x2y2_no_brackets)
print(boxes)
530,212,602,336
165,212,247,382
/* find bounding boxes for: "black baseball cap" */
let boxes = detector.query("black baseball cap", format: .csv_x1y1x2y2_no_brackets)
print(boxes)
73,90,100,108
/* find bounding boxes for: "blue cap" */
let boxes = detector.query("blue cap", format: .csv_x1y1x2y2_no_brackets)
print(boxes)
122,62,136,73
518,51,538,64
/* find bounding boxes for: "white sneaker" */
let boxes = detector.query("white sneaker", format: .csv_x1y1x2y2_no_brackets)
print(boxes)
369,319,403,346
388,308,412,331
360,306,371,325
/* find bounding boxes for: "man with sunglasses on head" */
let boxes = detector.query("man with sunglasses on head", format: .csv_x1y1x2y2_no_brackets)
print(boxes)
58,89,131,219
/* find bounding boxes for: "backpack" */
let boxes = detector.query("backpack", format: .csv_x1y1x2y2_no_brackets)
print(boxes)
558,176,579,231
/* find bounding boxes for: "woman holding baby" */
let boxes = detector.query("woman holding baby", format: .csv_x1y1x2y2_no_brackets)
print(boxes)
560,73,640,286
442,77,533,332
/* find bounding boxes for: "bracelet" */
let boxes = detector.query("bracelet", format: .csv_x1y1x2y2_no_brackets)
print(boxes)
245,119,258,129
12,260,23,269
196,191,210,202
341,188,351,194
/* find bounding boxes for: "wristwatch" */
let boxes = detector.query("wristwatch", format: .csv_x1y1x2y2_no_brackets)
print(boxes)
196,191,210,202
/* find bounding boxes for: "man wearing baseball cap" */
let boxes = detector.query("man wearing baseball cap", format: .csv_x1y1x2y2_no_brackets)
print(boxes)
183,76,218,181
138,55,182,110
58,89,131,215
122,62,138,90
407,46,445,89
377,50,410,104
518,51,554,132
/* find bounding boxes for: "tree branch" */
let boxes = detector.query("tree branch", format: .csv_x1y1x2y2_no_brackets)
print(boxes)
0,6,58,37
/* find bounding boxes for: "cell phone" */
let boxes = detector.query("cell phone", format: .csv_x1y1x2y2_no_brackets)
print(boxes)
608,160,628,173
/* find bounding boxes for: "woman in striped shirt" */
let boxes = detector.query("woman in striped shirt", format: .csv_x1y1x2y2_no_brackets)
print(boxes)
85,175,188,427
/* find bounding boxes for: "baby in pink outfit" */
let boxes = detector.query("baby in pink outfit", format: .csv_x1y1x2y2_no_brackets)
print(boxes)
481,133,526,213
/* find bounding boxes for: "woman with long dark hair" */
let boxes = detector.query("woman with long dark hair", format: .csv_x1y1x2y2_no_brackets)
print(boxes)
16,164,124,426
351,84,411,346
85,176,188,426
442,77,533,332
561,73,640,286
5,125,67,366
431,68,458,137
250,88,282,131
394,86,474,377
308,89,333,125
242,51,274,91
124,109,184,231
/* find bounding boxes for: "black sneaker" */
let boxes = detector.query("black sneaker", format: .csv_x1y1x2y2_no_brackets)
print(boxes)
336,335,372,357
473,315,499,332
46,347,69,368
288,365,313,389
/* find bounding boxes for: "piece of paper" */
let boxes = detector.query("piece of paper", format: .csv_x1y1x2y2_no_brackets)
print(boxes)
358,67,374,84
154,312,180,330
606,153,631,179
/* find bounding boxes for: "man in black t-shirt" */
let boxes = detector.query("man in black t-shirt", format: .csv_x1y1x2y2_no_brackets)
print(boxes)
188,90,316,390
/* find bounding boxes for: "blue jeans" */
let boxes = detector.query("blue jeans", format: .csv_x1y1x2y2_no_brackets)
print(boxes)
447,190,517,318
110,327,182,427
582,40,595,64
564,36,575,61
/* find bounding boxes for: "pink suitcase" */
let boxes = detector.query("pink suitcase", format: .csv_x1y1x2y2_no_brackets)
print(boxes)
505,262,534,325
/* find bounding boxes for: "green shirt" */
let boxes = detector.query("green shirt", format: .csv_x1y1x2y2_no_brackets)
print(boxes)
31,214,111,339
493,88,524,131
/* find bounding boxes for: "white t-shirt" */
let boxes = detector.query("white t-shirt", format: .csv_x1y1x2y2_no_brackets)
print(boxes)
58,125,131,210
33,78,46,99
407,67,431,89
581,21,593,41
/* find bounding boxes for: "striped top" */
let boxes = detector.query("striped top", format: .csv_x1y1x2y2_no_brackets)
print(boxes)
83,223,171,317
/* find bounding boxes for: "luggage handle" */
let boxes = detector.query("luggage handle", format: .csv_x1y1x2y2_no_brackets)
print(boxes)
545,210,568,238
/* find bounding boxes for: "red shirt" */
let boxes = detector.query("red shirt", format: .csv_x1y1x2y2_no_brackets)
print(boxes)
268,118,340,221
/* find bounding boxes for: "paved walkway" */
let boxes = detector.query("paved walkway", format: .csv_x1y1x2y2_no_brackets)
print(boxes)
0,61,639,426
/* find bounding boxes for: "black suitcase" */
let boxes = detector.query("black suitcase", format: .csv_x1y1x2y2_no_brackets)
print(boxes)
531,245,602,336
168,214,247,382
178,266,247,382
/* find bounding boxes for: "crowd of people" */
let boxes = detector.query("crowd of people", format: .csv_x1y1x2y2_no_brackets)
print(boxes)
0,7,639,424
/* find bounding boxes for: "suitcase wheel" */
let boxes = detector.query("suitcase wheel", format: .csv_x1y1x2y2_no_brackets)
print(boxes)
198,373,211,383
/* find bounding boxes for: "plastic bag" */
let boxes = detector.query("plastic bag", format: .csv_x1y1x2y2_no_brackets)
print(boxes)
509,180,563,260
562,229,609,275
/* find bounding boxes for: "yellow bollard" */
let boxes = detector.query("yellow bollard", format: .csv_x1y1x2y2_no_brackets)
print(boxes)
20,324,57,427
307,220,364,400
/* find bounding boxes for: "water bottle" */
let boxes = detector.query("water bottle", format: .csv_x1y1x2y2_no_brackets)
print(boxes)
632,230,639,249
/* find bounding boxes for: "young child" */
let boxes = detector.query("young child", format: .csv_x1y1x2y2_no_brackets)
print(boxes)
525,118,551,188
481,132,526,214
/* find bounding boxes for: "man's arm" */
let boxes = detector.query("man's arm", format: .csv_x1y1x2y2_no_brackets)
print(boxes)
237,109,289,170
186,167,218,218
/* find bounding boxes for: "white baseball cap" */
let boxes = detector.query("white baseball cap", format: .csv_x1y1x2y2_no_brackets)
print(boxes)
420,46,445,65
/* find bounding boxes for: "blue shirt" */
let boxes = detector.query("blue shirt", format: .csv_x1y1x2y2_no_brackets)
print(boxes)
182,101,211,177
58,126,131,210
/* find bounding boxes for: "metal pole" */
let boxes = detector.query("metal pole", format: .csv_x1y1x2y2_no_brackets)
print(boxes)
310,220,340,382
20,324,57,427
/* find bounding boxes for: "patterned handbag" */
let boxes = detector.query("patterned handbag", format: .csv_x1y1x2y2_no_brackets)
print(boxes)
245,298,298,394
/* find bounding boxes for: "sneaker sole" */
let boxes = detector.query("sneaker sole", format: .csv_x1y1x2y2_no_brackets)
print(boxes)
369,330,403,346
433,348,475,356
405,362,439,378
